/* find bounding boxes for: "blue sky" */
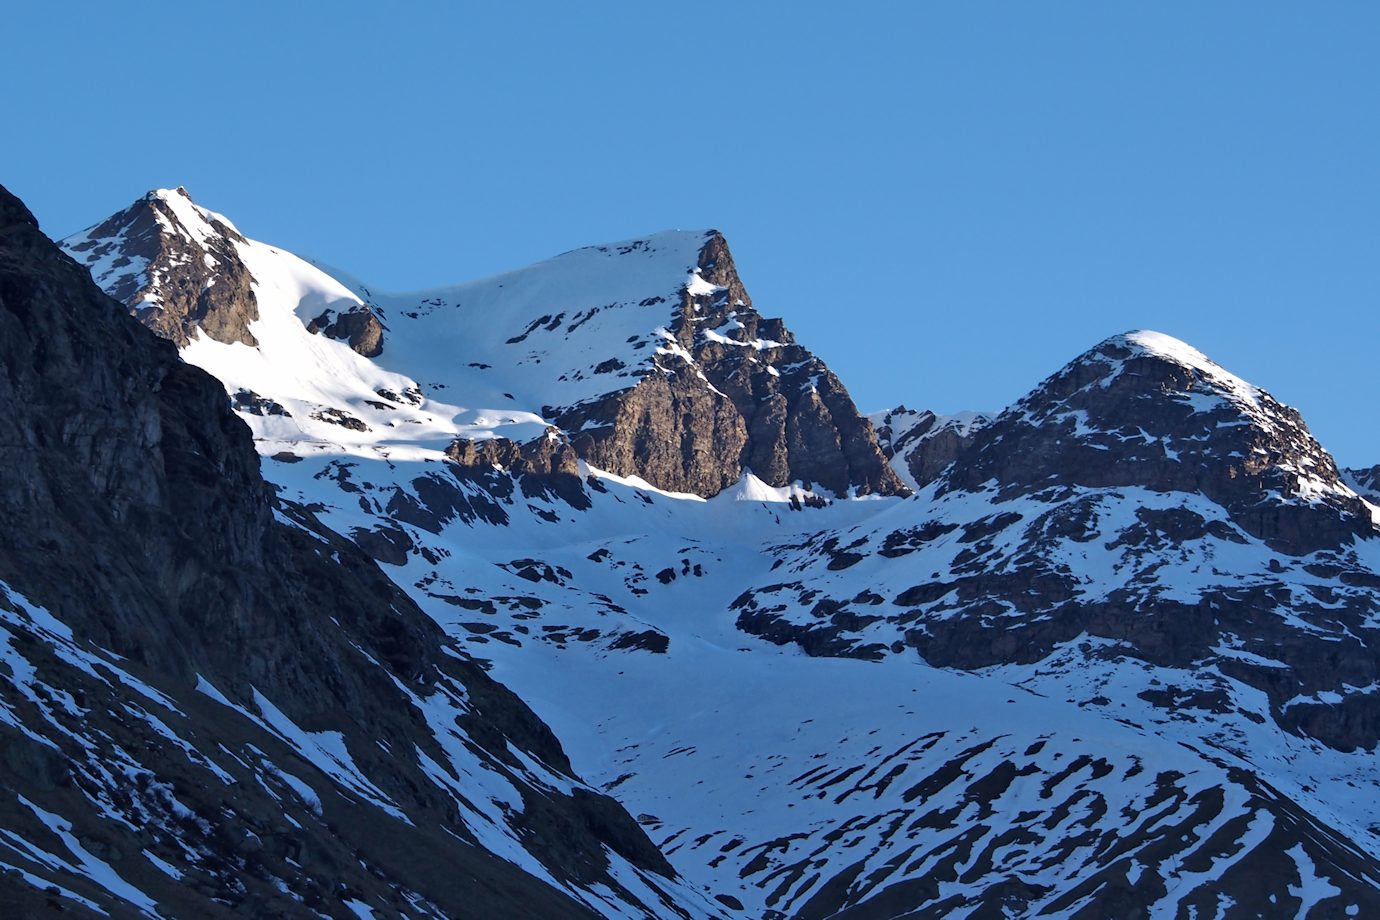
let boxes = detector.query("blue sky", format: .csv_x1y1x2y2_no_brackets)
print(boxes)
5,3,1377,464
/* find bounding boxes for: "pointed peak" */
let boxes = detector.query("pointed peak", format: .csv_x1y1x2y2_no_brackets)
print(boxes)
1075,329,1268,417
145,186,193,202
941,327,1371,553
142,187,244,242
60,187,257,347
1103,330,1230,374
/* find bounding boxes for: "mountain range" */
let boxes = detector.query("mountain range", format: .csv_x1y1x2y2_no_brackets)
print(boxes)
0,183,1377,917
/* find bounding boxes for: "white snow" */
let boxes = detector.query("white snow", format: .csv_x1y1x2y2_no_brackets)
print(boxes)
249,689,404,820
18,796,160,916
1120,331,1267,412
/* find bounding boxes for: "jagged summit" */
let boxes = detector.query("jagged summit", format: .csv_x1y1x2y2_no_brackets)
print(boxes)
65,191,903,499
62,185,260,346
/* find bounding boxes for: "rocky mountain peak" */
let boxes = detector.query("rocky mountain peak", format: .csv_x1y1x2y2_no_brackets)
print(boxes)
558,229,907,497
65,193,901,500
942,329,1373,554
62,188,387,357
62,186,259,347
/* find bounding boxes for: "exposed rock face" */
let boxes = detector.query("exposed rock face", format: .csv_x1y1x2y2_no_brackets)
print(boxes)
447,430,591,509
307,303,386,356
869,406,992,489
62,187,261,346
1344,464,1380,503
0,184,708,918
557,233,907,498
557,370,750,497
733,331,1380,753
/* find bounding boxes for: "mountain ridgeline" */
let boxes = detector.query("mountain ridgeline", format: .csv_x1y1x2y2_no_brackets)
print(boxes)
3,183,1378,917
0,185,718,917
63,189,901,501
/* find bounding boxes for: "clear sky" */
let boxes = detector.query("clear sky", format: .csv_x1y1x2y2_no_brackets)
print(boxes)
5,3,1377,465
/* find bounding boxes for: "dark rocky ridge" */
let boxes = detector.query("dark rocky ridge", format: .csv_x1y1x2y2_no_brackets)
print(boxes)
870,406,992,488
0,184,703,917
553,232,907,498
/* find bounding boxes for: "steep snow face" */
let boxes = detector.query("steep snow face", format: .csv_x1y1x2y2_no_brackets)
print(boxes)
336,230,722,415
179,235,537,459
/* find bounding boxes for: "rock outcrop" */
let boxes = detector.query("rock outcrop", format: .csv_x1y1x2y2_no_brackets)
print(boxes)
306,302,386,356
556,232,908,498
0,183,710,918
869,406,992,489
446,430,591,509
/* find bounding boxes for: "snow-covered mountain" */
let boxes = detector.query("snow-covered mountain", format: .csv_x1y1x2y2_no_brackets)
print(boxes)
1,185,720,918
36,185,1380,916
63,188,903,501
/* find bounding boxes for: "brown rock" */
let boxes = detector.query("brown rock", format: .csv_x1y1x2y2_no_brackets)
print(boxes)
63,187,261,347
556,232,908,498
307,303,385,356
